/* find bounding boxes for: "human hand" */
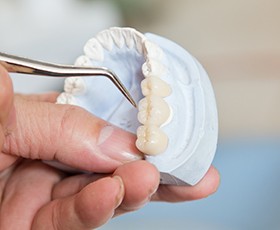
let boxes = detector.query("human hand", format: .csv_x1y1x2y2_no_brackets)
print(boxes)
0,65,219,229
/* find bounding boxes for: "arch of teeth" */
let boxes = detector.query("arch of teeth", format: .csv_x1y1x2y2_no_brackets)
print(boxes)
57,27,173,156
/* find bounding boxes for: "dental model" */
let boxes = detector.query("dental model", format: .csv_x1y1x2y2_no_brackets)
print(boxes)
57,27,218,186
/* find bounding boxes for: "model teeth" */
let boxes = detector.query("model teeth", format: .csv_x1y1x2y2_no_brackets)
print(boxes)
124,29,136,49
84,38,104,61
56,27,218,185
74,55,92,67
141,76,171,97
136,125,168,156
56,93,76,105
64,77,86,95
96,31,114,51
144,40,164,61
138,95,170,126
91,28,171,156
59,27,172,156
142,59,167,78
110,28,125,49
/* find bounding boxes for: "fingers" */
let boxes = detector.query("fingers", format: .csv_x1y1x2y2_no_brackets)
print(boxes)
0,65,18,170
0,65,14,126
0,161,63,229
16,92,60,103
52,161,160,217
152,166,220,202
33,176,124,230
52,173,107,199
113,160,160,214
37,161,217,230
2,96,143,173
47,160,159,229
1,160,121,230
52,163,219,215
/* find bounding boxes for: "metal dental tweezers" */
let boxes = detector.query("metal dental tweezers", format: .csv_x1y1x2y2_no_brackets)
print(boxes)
0,52,136,107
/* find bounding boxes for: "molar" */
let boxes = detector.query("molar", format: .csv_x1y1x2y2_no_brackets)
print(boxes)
141,76,172,97
75,55,92,67
136,125,168,156
64,77,86,95
56,92,77,105
138,95,170,126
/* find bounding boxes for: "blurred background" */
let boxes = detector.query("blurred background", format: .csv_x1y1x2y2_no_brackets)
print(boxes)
0,0,280,229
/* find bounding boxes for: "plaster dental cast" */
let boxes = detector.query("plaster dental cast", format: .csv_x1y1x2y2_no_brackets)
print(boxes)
0,27,219,229
58,27,218,186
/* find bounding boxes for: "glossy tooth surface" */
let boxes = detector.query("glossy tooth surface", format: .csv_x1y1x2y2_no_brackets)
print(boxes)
136,125,168,156
138,95,170,126
141,76,172,97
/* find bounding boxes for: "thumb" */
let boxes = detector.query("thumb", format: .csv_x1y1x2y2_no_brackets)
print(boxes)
3,96,143,173
0,65,14,127
0,65,18,170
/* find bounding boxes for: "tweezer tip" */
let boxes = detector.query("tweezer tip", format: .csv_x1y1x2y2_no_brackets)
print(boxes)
104,68,137,108
130,97,137,108
122,88,137,108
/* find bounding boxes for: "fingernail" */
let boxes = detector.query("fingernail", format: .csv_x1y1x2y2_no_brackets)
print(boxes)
147,186,158,202
113,176,124,208
97,125,143,163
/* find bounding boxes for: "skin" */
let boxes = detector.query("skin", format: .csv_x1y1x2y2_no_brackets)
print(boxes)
0,65,220,229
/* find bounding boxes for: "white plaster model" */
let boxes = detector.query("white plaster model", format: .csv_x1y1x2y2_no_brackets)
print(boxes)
57,27,218,186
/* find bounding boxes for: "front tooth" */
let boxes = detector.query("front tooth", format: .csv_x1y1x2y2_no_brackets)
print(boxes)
96,30,114,51
136,125,168,155
122,28,135,49
142,59,167,78
84,38,104,62
138,95,170,126
141,76,172,97
110,27,125,48
64,77,86,95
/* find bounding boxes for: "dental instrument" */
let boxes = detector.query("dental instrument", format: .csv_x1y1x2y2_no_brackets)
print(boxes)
0,52,136,107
